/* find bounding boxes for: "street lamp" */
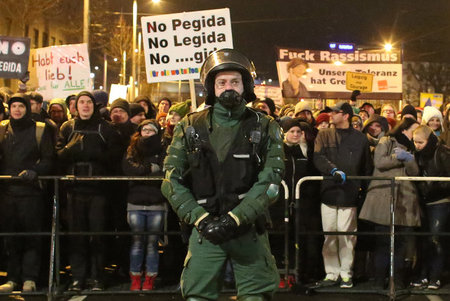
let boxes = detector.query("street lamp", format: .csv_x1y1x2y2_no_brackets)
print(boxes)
384,43,393,52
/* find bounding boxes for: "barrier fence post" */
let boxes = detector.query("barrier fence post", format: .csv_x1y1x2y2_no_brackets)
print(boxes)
280,181,290,285
47,178,59,301
388,178,396,301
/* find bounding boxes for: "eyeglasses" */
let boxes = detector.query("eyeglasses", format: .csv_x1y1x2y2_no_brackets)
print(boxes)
382,109,395,114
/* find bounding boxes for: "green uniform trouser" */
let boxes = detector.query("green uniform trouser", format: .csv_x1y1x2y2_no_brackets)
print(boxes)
181,226,279,301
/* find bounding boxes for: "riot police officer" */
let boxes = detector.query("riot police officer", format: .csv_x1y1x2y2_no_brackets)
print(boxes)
162,49,285,300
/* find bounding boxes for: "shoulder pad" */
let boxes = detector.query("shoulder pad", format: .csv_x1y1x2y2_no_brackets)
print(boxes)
0,120,9,126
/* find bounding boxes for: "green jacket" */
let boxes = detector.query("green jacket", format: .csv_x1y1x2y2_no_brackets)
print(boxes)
161,101,285,226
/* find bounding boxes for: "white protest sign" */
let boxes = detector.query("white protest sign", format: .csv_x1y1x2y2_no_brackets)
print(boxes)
28,43,92,100
109,84,128,104
141,8,233,83
276,47,402,101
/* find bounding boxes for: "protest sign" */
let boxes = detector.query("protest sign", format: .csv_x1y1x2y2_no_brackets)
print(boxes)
276,47,402,101
346,71,373,92
420,93,443,108
109,84,128,104
28,43,92,100
0,36,30,79
141,8,233,83
254,85,283,106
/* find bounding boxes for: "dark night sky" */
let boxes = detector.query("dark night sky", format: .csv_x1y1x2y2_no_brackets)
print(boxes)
111,0,450,80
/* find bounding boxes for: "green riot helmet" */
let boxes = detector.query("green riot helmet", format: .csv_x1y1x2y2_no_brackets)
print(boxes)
200,48,257,106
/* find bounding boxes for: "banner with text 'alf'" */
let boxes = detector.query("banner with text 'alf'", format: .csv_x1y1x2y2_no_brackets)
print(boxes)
141,8,233,83
28,43,92,100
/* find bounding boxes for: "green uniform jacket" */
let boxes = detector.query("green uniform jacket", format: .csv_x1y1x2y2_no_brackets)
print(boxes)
161,102,285,226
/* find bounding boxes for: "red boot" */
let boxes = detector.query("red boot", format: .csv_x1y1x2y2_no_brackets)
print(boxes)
142,274,156,291
130,273,141,291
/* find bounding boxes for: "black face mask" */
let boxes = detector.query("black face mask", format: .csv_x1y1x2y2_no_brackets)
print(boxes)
217,90,243,109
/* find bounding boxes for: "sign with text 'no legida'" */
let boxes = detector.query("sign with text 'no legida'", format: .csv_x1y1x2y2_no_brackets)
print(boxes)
0,36,30,79
141,8,233,83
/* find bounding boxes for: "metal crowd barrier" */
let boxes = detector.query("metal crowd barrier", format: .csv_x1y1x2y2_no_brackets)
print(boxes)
0,175,449,301
295,175,450,301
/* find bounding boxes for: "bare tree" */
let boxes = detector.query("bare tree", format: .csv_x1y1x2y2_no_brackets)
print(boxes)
407,62,450,103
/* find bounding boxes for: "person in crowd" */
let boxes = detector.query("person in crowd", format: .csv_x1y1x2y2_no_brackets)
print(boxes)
65,94,77,119
411,125,450,290
122,119,166,291
315,112,330,130
254,98,278,120
422,106,444,138
92,90,110,121
156,112,167,131
416,107,423,124
294,102,314,124
381,103,397,120
135,95,157,119
282,58,311,100
314,101,371,289
400,104,417,121
0,93,54,293
28,92,50,122
157,97,171,114
56,91,122,291
362,114,390,155
359,110,369,123
161,49,284,300
48,98,69,130
359,102,375,117
351,115,363,131
129,103,147,126
359,118,420,289
349,90,360,114
0,99,5,121
279,117,322,284
440,105,450,145
110,98,136,146
386,117,397,131
161,100,191,151
279,104,295,118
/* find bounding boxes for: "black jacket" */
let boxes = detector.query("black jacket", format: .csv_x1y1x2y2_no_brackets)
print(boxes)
122,135,165,206
0,119,54,196
56,116,122,192
415,137,450,204
314,127,372,207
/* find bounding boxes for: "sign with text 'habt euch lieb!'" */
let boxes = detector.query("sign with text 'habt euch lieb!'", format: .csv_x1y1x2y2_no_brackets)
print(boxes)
276,47,402,100
0,36,30,79
141,8,233,83
28,43,92,100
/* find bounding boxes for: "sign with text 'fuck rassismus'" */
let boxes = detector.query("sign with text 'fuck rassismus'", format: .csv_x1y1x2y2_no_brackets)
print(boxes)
141,8,233,83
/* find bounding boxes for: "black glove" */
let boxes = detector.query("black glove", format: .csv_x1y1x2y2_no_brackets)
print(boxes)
331,168,346,184
203,214,238,245
196,215,215,233
18,170,38,182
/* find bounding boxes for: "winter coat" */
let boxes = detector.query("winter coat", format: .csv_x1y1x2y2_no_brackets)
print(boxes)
0,119,54,196
359,136,421,227
122,134,165,206
415,138,450,204
313,127,372,207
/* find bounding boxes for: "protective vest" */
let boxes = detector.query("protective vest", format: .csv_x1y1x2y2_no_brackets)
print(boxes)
183,107,268,215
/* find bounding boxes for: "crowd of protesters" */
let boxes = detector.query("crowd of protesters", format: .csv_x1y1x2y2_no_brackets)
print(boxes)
0,86,448,293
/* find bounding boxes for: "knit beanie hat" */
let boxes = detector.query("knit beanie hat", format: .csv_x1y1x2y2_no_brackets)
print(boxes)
422,106,444,128
65,94,76,107
110,98,130,115
92,90,109,107
294,101,312,116
48,98,68,114
261,98,276,115
401,104,417,120
156,112,167,122
129,103,145,118
8,93,31,118
280,117,301,132
169,99,191,119
315,112,330,125
137,119,159,135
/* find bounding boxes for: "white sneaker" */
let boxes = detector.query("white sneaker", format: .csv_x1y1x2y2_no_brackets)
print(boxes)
22,280,36,292
0,281,17,293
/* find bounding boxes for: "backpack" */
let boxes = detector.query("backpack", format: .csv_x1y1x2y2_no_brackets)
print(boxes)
0,120,46,149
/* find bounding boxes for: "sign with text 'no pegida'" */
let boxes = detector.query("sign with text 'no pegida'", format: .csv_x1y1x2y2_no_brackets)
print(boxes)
141,8,233,83
0,36,30,79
